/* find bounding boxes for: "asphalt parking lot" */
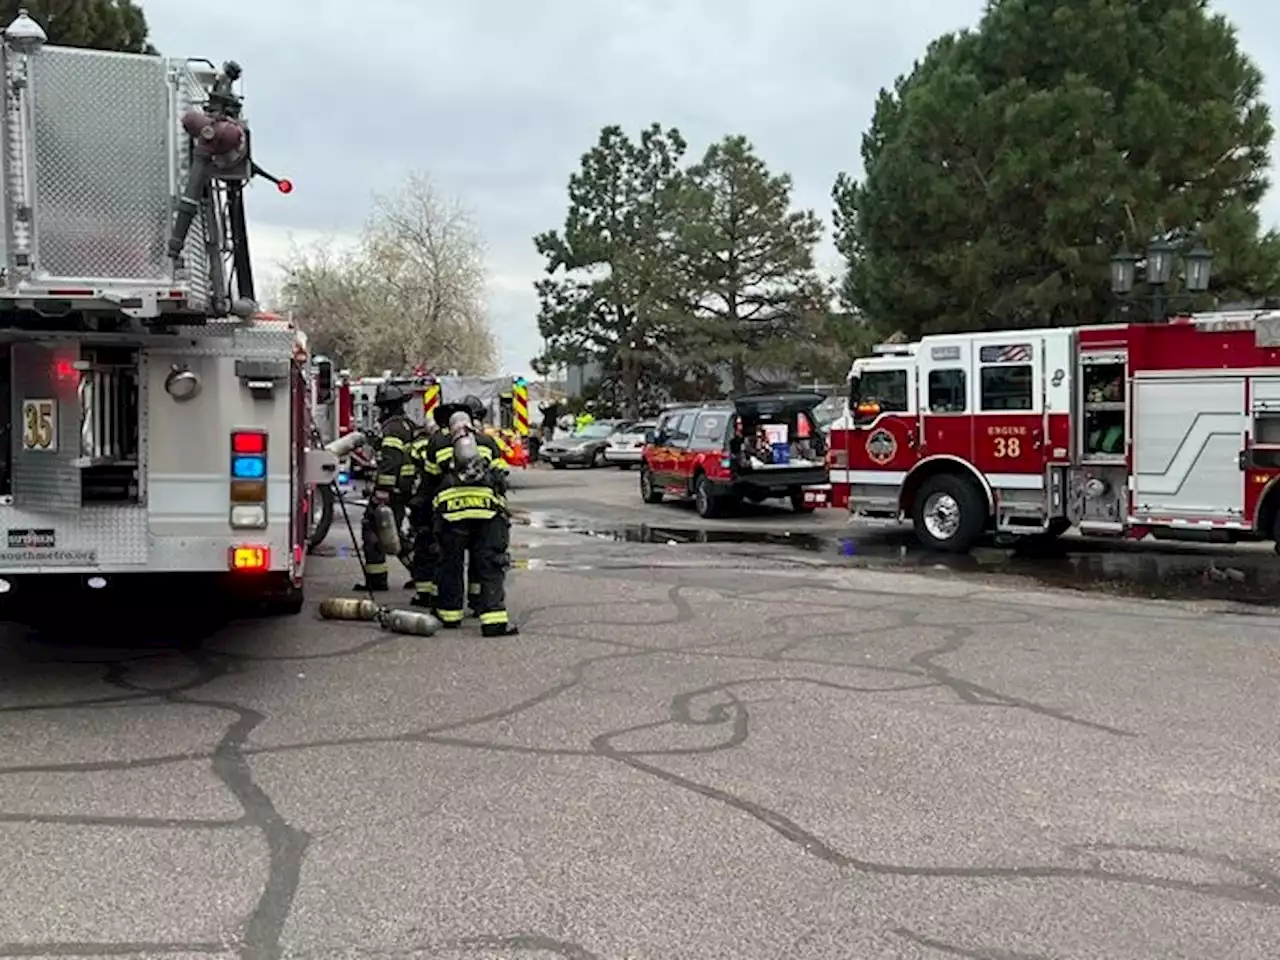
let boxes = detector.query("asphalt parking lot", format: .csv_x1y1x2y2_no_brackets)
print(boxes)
1,465,1278,958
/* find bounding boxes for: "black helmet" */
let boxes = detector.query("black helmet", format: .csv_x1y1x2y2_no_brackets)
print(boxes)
433,401,460,428
375,383,408,408
461,394,486,421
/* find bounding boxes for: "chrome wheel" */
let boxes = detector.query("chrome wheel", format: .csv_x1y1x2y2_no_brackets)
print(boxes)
922,491,961,541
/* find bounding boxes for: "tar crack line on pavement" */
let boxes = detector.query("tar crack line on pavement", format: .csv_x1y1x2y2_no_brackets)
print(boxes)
2,575,1279,957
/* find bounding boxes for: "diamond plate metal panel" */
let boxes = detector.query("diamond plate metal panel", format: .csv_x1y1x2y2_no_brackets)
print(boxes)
0,503,147,567
11,341,81,510
30,48,171,282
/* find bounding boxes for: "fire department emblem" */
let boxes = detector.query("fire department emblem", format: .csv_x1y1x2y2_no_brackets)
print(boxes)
866,428,897,465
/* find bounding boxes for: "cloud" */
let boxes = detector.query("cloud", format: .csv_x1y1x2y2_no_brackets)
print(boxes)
142,0,1280,378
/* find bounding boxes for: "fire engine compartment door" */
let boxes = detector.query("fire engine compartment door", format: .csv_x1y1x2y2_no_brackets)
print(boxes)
1132,376,1245,519
11,341,82,510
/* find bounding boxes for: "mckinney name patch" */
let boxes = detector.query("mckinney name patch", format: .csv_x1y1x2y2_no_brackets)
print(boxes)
7,528,54,549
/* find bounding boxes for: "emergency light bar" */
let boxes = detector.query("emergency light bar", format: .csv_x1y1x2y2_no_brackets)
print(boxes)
871,343,915,356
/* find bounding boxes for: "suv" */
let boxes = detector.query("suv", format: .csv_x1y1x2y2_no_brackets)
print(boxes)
639,393,830,518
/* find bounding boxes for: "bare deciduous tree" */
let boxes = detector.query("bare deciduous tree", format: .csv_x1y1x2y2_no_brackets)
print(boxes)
277,172,499,375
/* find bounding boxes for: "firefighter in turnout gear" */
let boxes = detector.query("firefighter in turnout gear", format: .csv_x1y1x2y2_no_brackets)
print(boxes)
403,415,441,599
418,397,508,614
433,424,518,636
354,384,416,592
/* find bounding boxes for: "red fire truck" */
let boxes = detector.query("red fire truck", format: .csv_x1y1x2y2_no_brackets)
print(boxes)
826,311,1280,553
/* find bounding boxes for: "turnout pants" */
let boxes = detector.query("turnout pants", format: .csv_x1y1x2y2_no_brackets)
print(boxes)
408,499,438,601
437,514,511,634
358,498,405,590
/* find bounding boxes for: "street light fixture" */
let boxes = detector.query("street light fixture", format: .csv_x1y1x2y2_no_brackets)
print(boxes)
1109,232,1213,322
1184,239,1212,293
1109,248,1138,295
1145,236,1177,286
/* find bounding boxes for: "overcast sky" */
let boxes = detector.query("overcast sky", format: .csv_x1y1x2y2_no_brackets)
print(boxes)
142,0,1280,377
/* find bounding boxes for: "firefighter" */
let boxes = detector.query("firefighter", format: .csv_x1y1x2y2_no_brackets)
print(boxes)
402,416,440,595
416,398,508,613
432,427,518,637
354,383,416,592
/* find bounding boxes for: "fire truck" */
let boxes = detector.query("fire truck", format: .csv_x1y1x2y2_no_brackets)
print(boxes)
0,12,336,619
827,312,1280,554
347,372,531,467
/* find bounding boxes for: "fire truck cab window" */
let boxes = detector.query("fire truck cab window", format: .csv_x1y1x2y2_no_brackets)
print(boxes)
927,369,966,412
979,365,1033,411
853,369,909,413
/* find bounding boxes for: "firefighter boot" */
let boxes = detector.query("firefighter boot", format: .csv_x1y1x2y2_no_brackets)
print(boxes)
479,609,518,638
353,574,389,592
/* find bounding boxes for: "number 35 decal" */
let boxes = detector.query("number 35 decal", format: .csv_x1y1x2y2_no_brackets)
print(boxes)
22,398,57,451
993,436,1021,458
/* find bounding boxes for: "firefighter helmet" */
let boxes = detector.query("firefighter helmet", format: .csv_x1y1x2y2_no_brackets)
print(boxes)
374,383,409,408
460,394,486,422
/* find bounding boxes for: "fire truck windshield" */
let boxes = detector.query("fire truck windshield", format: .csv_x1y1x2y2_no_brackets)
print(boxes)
851,369,909,422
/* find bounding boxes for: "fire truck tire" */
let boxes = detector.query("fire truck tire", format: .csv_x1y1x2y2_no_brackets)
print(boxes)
912,474,986,553
258,584,305,617
640,465,664,504
693,473,723,518
307,484,335,552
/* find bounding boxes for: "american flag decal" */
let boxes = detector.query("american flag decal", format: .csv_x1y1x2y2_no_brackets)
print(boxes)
980,343,1032,363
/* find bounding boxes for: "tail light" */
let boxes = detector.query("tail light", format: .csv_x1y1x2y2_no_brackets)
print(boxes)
229,545,269,571
230,430,268,528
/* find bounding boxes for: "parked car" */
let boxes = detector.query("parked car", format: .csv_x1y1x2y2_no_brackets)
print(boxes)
540,419,633,469
603,420,655,470
639,394,830,518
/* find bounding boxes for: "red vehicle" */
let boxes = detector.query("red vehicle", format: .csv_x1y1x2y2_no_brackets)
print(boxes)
640,394,831,518
825,311,1280,553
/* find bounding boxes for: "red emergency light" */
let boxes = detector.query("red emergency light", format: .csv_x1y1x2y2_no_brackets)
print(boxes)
54,359,76,380
277,179,292,194
232,430,266,454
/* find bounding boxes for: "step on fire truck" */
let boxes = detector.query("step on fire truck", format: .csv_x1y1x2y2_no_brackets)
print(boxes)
827,312,1280,554
0,11,337,620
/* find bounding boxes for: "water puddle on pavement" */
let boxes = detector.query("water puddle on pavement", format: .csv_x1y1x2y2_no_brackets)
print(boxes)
515,513,1280,606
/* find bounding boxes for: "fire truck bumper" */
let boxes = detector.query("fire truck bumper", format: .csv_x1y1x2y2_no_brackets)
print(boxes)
0,570,297,620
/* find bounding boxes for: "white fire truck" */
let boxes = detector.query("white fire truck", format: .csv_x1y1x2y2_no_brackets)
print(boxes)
0,12,336,620
827,312,1280,554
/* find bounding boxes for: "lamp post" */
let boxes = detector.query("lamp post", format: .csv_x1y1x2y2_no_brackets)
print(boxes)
1110,234,1213,322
